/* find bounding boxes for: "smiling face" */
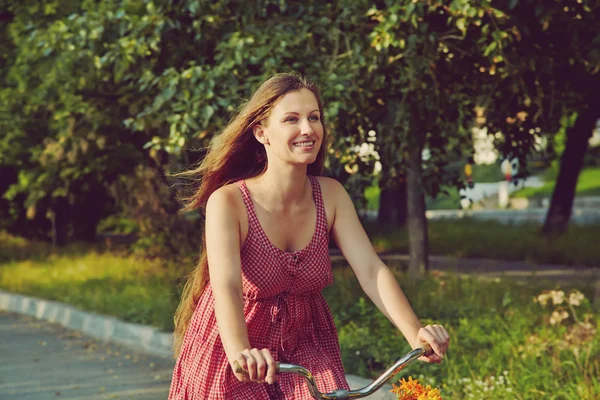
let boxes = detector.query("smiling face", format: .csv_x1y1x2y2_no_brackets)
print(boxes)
252,88,324,168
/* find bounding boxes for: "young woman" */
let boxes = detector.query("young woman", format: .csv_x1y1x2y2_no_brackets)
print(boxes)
168,73,450,399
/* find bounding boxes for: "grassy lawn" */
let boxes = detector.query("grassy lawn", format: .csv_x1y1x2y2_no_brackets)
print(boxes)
327,266,599,399
0,230,55,263
0,250,182,331
512,167,600,199
0,234,597,399
365,185,463,211
364,219,600,267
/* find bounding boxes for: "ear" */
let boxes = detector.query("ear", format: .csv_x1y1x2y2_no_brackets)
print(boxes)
252,124,269,145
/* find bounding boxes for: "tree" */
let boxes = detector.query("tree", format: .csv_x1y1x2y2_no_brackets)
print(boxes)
5,0,592,261
362,0,599,276
473,0,599,235
355,1,507,274
0,0,368,244
1,0,151,243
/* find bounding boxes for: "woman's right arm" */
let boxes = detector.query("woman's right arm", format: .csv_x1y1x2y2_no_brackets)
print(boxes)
205,187,277,384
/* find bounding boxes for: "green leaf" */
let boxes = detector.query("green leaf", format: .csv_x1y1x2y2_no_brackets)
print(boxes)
203,105,214,123
502,292,512,307
483,41,497,57
456,18,466,34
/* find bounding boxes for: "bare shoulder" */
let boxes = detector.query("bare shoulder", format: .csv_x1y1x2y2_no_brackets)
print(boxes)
316,176,346,196
315,176,354,230
206,183,245,215
316,176,349,205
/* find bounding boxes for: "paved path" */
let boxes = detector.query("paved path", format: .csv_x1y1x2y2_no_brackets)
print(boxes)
360,207,600,225
332,253,600,283
458,176,544,204
0,309,395,399
0,311,173,400
425,207,600,226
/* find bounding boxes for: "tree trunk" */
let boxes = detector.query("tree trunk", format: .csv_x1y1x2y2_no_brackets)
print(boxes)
53,197,70,246
542,108,597,235
377,98,408,228
71,181,113,242
377,175,407,228
407,148,429,276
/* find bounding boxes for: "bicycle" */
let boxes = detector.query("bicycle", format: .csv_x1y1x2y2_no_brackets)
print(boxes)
234,342,433,399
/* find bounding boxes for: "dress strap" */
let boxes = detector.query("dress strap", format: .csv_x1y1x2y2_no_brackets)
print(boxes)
308,176,328,236
235,181,260,230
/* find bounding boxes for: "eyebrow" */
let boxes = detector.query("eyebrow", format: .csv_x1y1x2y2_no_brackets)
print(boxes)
282,110,320,116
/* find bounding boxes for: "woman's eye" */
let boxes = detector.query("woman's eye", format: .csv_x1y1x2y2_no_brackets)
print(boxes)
285,115,319,122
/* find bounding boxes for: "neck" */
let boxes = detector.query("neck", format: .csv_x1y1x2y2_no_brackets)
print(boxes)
252,164,310,209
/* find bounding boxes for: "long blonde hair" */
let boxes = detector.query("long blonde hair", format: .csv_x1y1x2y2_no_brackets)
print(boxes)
173,72,329,357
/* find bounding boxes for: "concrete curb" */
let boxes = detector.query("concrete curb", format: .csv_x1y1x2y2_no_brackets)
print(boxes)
0,289,396,399
0,289,173,359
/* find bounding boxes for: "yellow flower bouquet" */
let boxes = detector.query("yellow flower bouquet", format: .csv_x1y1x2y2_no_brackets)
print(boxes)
391,376,443,400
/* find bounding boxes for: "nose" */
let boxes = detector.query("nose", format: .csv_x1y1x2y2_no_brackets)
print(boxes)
300,118,313,135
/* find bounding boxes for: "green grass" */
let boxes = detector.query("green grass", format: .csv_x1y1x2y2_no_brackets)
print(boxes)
364,185,381,210
0,249,183,331
513,167,600,199
365,185,463,211
469,162,507,183
325,266,599,399
426,186,462,210
0,231,53,263
364,219,600,267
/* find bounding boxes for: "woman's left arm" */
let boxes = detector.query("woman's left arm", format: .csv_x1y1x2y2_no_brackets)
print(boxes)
327,179,449,363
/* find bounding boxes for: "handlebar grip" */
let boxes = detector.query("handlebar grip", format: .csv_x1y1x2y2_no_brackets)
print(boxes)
233,360,246,375
419,342,434,357
233,360,281,375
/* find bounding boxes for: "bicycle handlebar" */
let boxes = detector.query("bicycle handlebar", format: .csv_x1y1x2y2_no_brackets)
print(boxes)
234,342,433,399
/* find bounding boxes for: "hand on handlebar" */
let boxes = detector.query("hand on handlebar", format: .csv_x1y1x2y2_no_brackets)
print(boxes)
231,348,278,384
233,342,441,399
415,324,450,364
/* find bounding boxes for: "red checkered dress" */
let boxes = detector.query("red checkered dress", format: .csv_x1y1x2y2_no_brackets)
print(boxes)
169,176,349,399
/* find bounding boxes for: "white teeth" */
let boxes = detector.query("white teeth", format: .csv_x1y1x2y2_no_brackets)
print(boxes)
293,142,314,147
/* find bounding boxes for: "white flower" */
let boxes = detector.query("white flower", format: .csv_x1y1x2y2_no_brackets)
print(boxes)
568,290,585,307
551,290,565,305
549,310,569,325
535,292,551,306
